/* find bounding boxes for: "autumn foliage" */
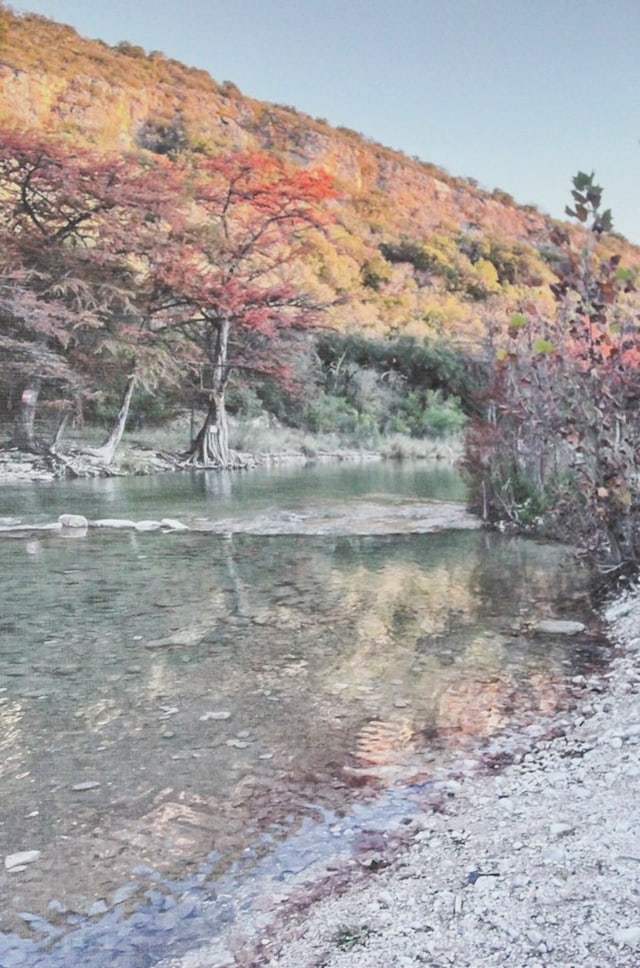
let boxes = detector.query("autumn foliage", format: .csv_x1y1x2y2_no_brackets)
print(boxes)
463,173,640,577
0,129,336,461
145,150,338,463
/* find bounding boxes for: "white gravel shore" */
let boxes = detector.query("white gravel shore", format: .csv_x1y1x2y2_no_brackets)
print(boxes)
159,584,640,968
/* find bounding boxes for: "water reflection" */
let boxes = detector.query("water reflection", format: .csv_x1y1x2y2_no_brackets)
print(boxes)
0,517,606,950
0,460,466,526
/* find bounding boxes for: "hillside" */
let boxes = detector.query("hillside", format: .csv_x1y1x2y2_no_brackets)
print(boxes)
3,5,637,349
2,4,640,474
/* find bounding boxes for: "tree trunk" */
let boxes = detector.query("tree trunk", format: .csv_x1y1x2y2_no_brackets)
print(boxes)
50,405,72,452
186,391,231,466
84,373,137,465
12,379,41,451
184,317,239,467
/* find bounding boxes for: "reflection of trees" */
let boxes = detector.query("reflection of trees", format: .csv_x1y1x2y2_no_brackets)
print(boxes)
320,536,587,778
0,527,595,931
324,556,478,705
436,667,568,747
469,532,587,620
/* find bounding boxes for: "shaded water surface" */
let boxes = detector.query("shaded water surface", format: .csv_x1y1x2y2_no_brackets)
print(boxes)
0,462,607,966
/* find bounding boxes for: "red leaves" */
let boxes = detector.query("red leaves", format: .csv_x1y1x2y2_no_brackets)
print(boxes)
0,126,338,430
145,149,337,392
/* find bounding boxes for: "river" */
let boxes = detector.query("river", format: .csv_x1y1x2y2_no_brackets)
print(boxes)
0,461,609,967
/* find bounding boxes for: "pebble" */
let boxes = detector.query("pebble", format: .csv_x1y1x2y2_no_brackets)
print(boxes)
111,883,140,906
199,711,232,721
87,900,109,917
47,899,68,914
613,926,640,946
377,890,394,908
535,619,586,635
5,850,41,870
541,846,566,864
549,821,574,838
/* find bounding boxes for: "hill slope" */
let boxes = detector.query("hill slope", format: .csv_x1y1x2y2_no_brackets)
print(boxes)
3,5,637,348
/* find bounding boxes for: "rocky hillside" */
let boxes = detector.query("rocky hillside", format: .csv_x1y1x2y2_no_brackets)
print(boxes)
1,5,638,346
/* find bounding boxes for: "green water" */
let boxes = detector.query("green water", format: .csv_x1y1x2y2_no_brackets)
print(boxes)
0,459,467,526
0,461,604,948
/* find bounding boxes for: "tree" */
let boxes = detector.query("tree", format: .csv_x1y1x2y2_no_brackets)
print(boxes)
148,150,337,466
0,129,180,455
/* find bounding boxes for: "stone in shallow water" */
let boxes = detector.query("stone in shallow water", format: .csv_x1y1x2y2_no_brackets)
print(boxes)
87,900,109,917
134,520,162,532
90,518,136,529
111,883,140,906
58,514,89,529
161,518,190,531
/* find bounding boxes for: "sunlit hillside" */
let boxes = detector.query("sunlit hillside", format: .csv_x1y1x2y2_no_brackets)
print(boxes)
3,4,638,349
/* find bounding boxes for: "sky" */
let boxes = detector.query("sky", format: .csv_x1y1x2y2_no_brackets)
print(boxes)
12,0,640,243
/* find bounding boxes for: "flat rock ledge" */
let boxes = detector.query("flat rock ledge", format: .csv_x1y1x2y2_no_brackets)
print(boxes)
157,589,640,968
0,501,480,538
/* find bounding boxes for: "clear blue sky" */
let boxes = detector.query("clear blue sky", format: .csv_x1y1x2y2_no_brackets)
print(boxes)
13,0,640,243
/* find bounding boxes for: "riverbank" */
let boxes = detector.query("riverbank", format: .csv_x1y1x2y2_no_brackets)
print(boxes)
158,586,640,968
0,418,463,484
0,432,462,485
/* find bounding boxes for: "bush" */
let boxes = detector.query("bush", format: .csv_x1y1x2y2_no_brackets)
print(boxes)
463,173,640,578
305,394,360,434
419,390,468,437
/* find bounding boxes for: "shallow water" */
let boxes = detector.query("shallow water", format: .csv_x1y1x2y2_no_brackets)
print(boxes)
0,462,607,966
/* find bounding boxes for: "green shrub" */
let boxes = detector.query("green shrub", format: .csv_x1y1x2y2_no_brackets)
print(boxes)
305,394,360,434
419,390,468,437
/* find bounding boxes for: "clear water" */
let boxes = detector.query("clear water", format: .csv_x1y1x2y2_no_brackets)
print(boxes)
0,462,606,966
0,460,467,527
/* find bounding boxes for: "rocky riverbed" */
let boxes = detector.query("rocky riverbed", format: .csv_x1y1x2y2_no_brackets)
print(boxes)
157,587,640,968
